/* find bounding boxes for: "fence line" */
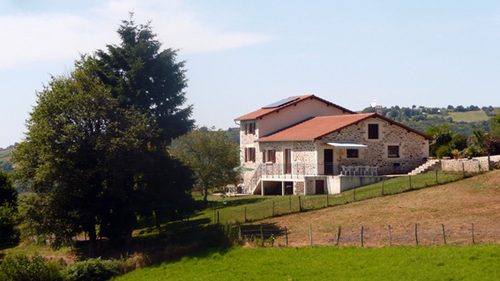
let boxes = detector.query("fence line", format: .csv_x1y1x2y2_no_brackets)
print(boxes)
236,222,497,247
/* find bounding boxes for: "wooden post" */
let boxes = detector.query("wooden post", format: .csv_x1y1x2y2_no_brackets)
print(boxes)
409,175,412,189
435,169,438,185
415,223,418,245
272,201,275,217
442,224,446,244
353,187,356,201
361,226,364,247
309,225,313,246
289,194,292,212
336,226,341,246
260,225,264,241
244,207,247,222
462,162,465,177
298,196,302,212
238,226,242,240
326,192,329,207
382,178,385,196
471,223,475,244
285,226,288,246
488,155,491,171
388,225,392,247
217,211,220,224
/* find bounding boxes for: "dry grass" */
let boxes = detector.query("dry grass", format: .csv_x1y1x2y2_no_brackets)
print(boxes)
247,170,500,247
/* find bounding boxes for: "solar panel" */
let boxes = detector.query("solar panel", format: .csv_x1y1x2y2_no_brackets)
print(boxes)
262,97,299,109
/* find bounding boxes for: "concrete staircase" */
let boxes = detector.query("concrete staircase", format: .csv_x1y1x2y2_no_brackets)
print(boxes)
408,159,440,176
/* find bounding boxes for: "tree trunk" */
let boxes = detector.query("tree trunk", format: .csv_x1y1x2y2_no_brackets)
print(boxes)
88,226,97,257
203,184,208,202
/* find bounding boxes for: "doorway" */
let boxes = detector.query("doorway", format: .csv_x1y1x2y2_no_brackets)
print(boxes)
324,149,334,175
315,180,325,194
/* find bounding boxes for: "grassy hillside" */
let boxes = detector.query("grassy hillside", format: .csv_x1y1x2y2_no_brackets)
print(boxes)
446,110,491,122
252,169,500,247
115,245,500,281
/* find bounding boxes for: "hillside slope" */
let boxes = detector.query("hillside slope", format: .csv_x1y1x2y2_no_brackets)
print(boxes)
251,170,500,247
0,146,14,173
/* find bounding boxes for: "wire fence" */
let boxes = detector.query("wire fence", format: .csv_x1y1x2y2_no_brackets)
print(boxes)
236,222,500,248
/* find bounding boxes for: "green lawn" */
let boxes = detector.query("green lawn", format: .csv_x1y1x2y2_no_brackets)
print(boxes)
188,171,464,226
114,244,500,281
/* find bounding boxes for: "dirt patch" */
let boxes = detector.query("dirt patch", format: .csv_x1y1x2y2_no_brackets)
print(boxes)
247,170,500,247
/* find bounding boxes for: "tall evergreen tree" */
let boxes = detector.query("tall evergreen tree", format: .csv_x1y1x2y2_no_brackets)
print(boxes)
96,15,194,145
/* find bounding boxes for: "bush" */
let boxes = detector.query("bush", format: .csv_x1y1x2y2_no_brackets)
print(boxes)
62,258,124,281
435,146,450,159
0,253,63,281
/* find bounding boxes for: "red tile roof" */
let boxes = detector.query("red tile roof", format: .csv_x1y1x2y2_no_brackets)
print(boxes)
257,113,433,141
234,94,355,121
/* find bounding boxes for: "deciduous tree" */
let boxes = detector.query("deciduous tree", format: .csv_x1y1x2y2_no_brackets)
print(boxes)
172,129,239,203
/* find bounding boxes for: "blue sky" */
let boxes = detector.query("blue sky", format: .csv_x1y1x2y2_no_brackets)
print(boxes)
1,0,499,148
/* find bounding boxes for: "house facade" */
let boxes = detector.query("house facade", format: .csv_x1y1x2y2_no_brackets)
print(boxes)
235,95,432,196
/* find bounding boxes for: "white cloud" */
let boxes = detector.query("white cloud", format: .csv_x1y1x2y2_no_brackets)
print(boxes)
0,0,272,70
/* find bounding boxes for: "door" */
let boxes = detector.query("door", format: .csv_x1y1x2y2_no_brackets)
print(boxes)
284,149,292,174
315,180,325,194
285,182,293,195
324,149,334,175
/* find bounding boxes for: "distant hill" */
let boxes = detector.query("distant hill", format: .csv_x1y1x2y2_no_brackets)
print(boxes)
0,145,14,174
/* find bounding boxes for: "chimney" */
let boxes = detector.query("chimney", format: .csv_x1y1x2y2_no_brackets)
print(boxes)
376,105,383,115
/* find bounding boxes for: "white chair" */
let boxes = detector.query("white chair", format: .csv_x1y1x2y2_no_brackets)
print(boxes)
364,166,371,176
341,165,347,176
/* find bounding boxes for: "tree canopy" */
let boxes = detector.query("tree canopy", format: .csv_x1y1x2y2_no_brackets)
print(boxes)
96,16,194,145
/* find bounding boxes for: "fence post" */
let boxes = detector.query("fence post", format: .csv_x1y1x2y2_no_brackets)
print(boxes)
435,169,438,185
214,204,217,223
361,226,364,247
260,225,264,241
442,224,446,244
238,226,242,240
272,201,275,217
388,225,392,247
309,225,313,246
415,223,418,245
353,187,356,201
326,193,329,207
471,223,475,244
336,225,341,246
298,196,302,212
462,162,465,177
409,175,412,189
382,178,385,196
244,207,247,222
285,226,288,246
217,211,220,224
289,195,292,212
488,155,491,171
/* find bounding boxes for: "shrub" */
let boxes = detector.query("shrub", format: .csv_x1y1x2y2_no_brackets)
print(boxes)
62,258,124,281
435,145,450,159
0,253,63,281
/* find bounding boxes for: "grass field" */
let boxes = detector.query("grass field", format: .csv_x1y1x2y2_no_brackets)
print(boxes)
113,244,500,281
444,110,490,122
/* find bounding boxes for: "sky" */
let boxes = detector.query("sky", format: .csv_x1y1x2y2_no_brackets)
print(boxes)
1,0,500,148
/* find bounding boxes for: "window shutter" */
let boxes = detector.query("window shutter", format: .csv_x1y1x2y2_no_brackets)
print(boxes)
245,148,248,162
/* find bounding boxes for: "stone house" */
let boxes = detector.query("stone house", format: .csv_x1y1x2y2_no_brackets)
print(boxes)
235,95,432,195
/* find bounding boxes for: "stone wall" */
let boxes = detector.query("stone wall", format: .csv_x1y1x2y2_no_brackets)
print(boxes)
441,158,490,173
